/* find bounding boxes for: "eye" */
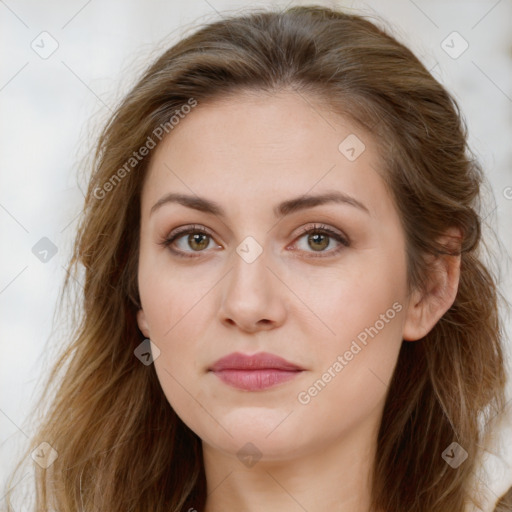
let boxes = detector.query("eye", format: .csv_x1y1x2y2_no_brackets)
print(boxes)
159,224,220,258
291,223,350,257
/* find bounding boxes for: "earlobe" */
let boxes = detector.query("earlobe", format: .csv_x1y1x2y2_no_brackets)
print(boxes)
137,309,150,338
402,228,462,342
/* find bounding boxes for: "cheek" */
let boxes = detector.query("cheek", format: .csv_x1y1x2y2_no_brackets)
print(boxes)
137,260,206,404
290,250,407,400
140,270,210,423
287,250,407,344
137,247,215,339
139,276,208,385
291,274,405,443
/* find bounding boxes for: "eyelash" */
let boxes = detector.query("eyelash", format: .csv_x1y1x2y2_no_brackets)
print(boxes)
159,223,350,259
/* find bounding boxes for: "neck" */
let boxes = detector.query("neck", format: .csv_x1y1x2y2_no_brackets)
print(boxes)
202,413,379,512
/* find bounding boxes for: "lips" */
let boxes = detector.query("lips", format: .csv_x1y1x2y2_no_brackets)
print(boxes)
209,352,304,391
209,352,304,372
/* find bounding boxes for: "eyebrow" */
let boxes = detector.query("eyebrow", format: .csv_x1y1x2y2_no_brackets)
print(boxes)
150,191,370,218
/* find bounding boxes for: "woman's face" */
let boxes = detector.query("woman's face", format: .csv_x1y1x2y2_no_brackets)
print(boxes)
137,91,415,462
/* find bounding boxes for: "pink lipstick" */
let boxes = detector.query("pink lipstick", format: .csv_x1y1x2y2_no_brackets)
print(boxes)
209,352,304,391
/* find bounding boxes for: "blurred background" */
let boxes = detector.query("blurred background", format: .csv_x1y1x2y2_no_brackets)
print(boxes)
1,0,511,509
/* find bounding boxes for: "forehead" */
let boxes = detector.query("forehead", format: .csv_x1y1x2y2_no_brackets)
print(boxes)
142,91,394,220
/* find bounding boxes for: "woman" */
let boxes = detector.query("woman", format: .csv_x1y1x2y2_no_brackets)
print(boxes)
4,5,511,512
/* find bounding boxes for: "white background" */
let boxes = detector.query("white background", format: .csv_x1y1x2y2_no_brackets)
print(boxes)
1,0,511,509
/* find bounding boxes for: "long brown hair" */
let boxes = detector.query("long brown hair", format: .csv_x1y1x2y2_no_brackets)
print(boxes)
3,5,509,512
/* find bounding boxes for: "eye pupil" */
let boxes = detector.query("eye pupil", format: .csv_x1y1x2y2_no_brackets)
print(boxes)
308,233,329,251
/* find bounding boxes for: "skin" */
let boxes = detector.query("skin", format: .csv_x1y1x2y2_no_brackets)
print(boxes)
136,90,460,512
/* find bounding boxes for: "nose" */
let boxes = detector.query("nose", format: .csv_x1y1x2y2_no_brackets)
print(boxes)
218,244,287,333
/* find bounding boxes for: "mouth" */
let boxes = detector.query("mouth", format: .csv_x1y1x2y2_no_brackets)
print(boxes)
208,351,304,391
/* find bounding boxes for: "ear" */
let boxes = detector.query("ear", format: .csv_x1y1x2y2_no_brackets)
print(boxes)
402,227,462,341
137,309,151,338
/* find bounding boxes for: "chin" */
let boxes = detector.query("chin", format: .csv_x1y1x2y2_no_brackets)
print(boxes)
199,410,309,460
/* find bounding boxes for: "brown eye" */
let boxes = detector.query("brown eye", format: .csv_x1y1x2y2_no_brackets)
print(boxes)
292,224,350,257
187,232,210,251
307,232,330,251
160,225,219,258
